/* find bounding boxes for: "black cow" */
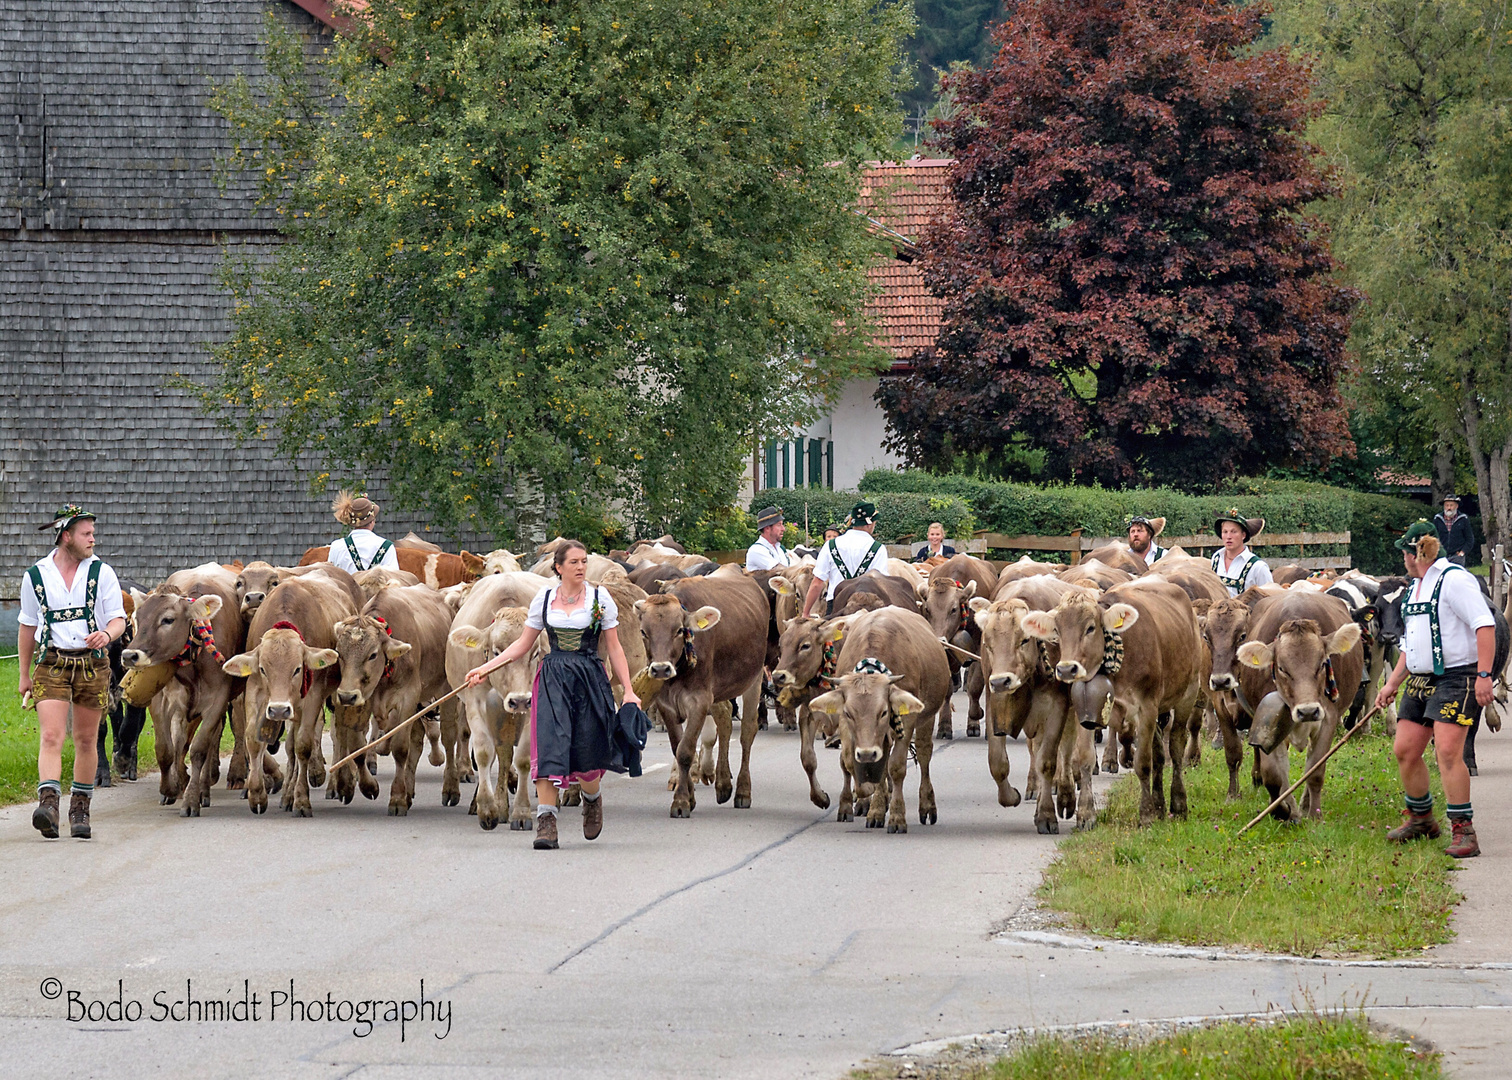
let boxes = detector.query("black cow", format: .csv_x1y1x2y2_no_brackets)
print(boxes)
94,577,151,787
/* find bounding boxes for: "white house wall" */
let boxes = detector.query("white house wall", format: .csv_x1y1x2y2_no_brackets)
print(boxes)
805,376,901,490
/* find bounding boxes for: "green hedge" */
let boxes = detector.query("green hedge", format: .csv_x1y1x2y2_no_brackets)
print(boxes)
749,489,975,545
858,470,1424,574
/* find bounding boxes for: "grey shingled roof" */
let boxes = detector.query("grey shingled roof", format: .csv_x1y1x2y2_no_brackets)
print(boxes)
0,1,488,597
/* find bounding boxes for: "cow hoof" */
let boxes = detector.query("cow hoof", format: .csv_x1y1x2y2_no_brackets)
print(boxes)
812,792,831,810
479,815,499,831
886,821,906,834
388,804,408,817
837,808,853,823
734,796,751,809
181,802,198,818
1076,817,1097,832
307,766,326,788
343,789,354,805
757,718,768,730
783,723,797,732
160,795,174,806
250,801,266,815
241,789,248,800
1105,761,1119,775
920,807,937,825
716,786,733,805
268,777,284,796
366,758,378,777
95,766,112,788
200,791,210,807
967,724,980,738
867,817,883,829
1092,761,1100,776
936,728,953,741
1037,818,1057,835
295,805,313,818
468,796,478,816
509,817,531,831
824,736,841,750
1001,786,1022,808
226,779,245,791
441,791,460,807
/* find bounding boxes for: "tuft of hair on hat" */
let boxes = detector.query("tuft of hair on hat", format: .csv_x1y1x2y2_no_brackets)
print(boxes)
1416,533,1441,562
332,489,379,528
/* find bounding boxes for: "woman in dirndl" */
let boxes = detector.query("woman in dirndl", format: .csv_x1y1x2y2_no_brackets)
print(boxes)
465,540,639,849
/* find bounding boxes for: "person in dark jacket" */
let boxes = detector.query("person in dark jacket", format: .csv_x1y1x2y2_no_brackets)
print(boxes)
911,522,957,563
1435,495,1476,566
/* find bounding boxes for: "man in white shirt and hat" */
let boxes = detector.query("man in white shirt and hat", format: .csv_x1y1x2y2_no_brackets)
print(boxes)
1126,515,1168,566
1375,521,1495,858
18,504,128,840
326,490,401,573
802,500,892,618
1210,508,1272,597
745,506,794,572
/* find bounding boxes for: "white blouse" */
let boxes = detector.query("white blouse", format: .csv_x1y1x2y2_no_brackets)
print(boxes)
526,585,619,630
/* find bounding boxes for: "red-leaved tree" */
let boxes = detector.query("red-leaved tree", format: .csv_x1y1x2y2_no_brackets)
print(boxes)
879,0,1359,488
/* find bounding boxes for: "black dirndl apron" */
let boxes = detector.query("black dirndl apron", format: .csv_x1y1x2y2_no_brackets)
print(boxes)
529,587,620,786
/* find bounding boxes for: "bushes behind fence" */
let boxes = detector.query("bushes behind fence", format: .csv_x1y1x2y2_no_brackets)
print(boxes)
747,489,975,546
852,470,1424,575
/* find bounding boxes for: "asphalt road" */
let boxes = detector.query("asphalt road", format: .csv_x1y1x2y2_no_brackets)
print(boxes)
2,691,1509,1079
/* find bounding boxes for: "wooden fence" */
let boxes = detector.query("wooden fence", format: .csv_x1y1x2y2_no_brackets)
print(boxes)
964,530,1352,572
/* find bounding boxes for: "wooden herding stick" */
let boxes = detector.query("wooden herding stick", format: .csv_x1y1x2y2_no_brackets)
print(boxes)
328,683,467,772
940,639,983,663
1236,702,1383,836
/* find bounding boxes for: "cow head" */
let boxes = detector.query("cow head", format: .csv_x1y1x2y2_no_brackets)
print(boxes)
1374,577,1411,645
459,551,486,581
1237,618,1361,726
772,616,844,698
765,564,814,631
971,597,1044,695
1022,594,1138,683
481,549,522,575
918,577,976,644
331,615,412,707
1203,597,1253,692
487,608,541,713
222,627,338,736
122,587,223,668
633,595,721,680
235,561,286,618
808,672,925,784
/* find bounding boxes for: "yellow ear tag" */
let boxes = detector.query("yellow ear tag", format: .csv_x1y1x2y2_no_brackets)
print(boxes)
1114,615,1124,629
465,636,480,649
696,618,708,630
895,702,911,715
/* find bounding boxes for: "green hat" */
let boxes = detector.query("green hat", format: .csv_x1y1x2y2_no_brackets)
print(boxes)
1395,519,1436,551
849,500,877,527
40,504,96,534
1213,507,1264,542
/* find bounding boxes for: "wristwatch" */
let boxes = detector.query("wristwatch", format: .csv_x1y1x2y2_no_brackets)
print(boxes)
1477,671,1493,679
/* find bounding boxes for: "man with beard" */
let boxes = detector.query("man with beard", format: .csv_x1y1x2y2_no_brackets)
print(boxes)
1126,515,1168,566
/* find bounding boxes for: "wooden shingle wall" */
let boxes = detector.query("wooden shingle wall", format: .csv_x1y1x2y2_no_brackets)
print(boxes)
0,2,481,597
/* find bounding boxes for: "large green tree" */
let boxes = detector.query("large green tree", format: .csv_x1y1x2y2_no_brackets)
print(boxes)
210,0,909,542
1277,0,1512,549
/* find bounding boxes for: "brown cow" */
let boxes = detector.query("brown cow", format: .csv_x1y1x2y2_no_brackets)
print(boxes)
834,571,919,615
123,562,251,813
396,531,443,553
770,613,859,809
807,607,951,832
1058,559,1133,591
918,554,998,739
1147,560,1229,766
332,584,458,815
299,545,485,587
1083,544,1149,576
972,575,1097,832
1201,588,1284,798
221,575,358,816
635,576,768,817
353,566,421,604
995,556,1063,587
1235,593,1364,821
1025,579,1202,826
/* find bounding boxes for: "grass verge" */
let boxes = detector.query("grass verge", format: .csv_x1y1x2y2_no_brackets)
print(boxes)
0,657,231,807
1037,726,1461,957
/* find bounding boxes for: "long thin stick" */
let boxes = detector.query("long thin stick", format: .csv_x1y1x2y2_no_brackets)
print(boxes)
1237,703,1383,836
328,683,467,772
941,639,982,662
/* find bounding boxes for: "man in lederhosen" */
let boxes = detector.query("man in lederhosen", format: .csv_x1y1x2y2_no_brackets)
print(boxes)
801,500,892,618
326,490,400,574
1211,508,1273,597
1126,515,1168,567
18,505,128,840
1375,521,1494,858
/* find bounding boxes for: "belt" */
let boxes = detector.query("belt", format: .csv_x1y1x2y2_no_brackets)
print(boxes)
1410,664,1477,679
46,647,93,658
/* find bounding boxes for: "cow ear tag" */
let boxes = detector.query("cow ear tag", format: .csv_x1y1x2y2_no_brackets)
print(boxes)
1113,614,1124,629
696,617,709,630
465,635,481,649
895,700,911,715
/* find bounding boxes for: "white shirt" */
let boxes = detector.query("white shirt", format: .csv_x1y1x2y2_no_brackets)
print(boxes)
745,536,794,572
326,529,401,573
526,585,619,631
1141,545,1165,566
1403,559,1494,674
813,530,892,600
18,552,127,651
1212,547,1272,597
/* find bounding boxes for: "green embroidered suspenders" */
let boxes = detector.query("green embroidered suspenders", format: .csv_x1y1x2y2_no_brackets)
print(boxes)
1211,550,1255,593
1400,564,1474,676
27,559,104,658
343,536,393,573
827,537,883,580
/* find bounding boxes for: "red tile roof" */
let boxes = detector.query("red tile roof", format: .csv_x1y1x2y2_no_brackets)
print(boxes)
858,159,952,364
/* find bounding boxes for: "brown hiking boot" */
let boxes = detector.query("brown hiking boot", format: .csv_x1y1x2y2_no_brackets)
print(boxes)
1386,809,1441,842
32,788,60,839
1445,820,1480,859
69,793,92,840
533,811,559,850
583,796,602,841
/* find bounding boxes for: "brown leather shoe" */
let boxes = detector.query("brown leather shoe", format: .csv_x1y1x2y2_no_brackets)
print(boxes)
1445,820,1480,858
32,789,60,839
1386,809,1441,842
69,792,92,840
583,796,602,841
533,811,559,850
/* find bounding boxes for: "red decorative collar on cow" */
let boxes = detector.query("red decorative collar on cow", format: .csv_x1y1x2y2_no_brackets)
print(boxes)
174,614,225,668
371,613,397,681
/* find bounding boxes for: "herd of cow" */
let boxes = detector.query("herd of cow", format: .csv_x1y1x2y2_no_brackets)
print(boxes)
97,530,1490,837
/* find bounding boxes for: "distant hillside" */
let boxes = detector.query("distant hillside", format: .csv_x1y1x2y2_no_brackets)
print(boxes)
902,0,1007,118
